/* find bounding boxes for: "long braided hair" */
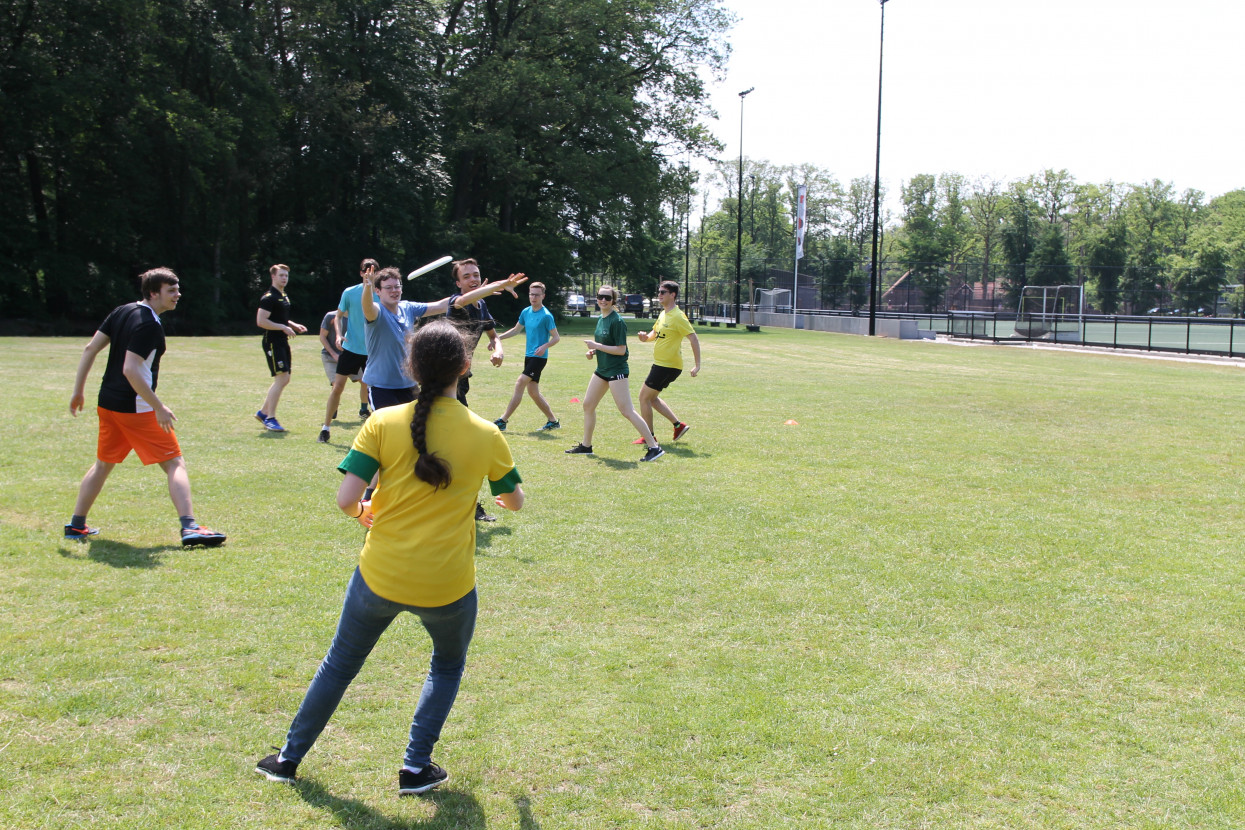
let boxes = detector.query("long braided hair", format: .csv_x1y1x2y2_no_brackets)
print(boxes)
406,319,469,490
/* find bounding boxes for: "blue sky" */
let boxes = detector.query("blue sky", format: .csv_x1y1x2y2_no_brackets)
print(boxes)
700,0,1245,203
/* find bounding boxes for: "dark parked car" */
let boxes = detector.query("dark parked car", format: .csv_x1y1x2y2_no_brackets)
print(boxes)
623,293,647,318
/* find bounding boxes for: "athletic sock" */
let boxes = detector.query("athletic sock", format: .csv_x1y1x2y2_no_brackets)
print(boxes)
179,516,198,531
70,515,87,529
402,765,423,775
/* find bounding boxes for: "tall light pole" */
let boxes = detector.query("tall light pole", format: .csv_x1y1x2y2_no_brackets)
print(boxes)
868,0,889,336
735,87,754,325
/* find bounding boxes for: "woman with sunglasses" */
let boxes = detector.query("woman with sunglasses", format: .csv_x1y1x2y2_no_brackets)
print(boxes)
565,286,664,461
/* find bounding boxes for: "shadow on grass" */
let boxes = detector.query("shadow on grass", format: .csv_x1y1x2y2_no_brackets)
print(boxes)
475,523,514,553
516,795,541,830
294,777,485,829
58,539,179,569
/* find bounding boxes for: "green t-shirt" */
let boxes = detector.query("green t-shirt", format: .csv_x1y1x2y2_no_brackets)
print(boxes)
594,311,629,376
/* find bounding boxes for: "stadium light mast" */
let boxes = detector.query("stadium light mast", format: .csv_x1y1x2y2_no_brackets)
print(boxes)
735,87,754,326
868,0,890,336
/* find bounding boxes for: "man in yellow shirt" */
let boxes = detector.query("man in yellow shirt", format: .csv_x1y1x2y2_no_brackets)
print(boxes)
636,280,701,443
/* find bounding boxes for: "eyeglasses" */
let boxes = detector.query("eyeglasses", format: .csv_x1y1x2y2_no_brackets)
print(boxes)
380,283,402,291
596,295,613,302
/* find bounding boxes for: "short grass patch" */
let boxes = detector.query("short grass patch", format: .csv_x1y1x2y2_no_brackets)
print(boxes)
1,325,1243,828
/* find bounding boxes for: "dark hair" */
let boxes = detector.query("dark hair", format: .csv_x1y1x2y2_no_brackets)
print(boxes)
451,258,479,283
360,258,379,273
407,320,470,490
140,267,178,299
376,267,402,288
659,280,679,298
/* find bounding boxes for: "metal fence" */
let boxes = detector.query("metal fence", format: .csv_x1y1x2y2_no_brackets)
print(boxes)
938,311,1245,357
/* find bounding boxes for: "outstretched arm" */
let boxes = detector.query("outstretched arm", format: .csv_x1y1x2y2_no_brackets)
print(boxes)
360,274,379,322
451,272,529,308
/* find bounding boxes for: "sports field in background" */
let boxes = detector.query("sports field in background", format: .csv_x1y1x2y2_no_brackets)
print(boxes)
2,323,1243,829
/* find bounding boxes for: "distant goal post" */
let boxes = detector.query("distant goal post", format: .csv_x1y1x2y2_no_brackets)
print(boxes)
1014,285,1084,341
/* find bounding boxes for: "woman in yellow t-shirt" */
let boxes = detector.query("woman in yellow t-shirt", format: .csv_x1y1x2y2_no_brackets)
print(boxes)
256,319,524,796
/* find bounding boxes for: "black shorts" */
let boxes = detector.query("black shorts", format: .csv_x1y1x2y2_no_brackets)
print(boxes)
522,355,548,383
336,348,368,378
263,333,291,376
643,364,682,392
369,386,416,410
594,370,628,382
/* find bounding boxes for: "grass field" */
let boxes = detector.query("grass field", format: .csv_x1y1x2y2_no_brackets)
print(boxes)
2,321,1243,829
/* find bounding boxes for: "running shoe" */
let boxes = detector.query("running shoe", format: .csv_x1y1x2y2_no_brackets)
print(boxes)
318,427,330,443
640,445,665,462
64,524,100,542
631,437,646,445
263,416,286,432
565,444,593,455
254,410,268,424
673,422,691,442
255,750,298,783
541,420,560,431
398,762,448,796
181,526,227,547
475,503,497,522
359,405,370,419
493,418,507,431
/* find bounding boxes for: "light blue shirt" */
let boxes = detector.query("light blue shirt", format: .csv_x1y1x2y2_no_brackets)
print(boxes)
338,284,370,355
519,305,556,357
362,301,429,389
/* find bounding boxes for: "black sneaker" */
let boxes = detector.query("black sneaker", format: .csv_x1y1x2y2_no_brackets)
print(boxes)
255,750,298,783
565,444,593,455
398,762,448,796
493,418,507,431
640,445,665,462
541,420,560,431
64,524,100,542
359,406,370,419
475,503,497,522
318,427,330,443
181,526,227,547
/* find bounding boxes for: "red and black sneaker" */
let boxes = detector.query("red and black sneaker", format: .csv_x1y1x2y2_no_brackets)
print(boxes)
672,422,691,442
64,524,100,542
181,526,227,547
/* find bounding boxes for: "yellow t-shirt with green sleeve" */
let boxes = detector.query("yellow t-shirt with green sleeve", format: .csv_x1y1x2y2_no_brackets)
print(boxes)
651,306,695,369
337,397,521,607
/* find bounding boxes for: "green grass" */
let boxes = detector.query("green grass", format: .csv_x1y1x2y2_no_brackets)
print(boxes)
2,323,1243,829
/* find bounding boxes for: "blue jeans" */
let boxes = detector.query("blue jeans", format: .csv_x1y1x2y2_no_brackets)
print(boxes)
281,567,477,768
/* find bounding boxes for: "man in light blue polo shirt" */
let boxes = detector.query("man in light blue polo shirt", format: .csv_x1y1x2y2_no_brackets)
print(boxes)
319,258,378,443
361,267,529,411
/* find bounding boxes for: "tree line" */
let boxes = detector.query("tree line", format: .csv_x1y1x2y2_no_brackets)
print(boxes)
686,163,1245,316
1,0,731,330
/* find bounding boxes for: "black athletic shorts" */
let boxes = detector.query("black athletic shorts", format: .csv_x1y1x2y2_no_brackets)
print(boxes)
335,348,367,378
369,386,416,411
263,332,291,376
643,364,682,392
522,355,548,383
594,370,628,382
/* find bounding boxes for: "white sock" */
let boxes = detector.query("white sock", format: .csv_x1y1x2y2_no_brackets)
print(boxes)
402,765,423,775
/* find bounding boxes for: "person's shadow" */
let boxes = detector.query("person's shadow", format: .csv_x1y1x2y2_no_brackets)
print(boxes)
58,539,177,569
294,778,486,829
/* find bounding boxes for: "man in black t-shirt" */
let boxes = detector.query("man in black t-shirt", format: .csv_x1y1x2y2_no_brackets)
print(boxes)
255,263,307,432
65,268,226,547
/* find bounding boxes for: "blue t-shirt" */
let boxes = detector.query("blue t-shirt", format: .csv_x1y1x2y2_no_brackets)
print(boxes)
338,284,370,355
363,301,430,389
518,305,556,357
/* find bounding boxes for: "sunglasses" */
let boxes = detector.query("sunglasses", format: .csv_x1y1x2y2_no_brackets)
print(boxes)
596,295,613,302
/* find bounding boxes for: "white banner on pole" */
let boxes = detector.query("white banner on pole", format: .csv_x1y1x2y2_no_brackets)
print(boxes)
795,184,807,261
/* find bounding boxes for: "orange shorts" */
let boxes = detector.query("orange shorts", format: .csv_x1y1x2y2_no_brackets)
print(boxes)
97,407,182,465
